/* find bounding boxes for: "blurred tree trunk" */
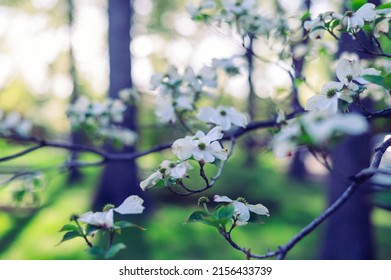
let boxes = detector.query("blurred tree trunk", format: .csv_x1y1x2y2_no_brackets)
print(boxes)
287,0,311,181
319,0,379,259
67,0,83,183
244,35,257,167
93,0,143,208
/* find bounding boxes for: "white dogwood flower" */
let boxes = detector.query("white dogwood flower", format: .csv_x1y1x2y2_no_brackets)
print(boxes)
337,3,377,32
336,58,380,85
140,160,193,191
273,111,368,157
301,111,368,144
305,82,345,113
306,59,380,113
214,195,269,226
172,126,228,163
197,106,248,130
79,195,145,228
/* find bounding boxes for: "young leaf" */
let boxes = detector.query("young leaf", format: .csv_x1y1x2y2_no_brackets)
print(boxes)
59,224,80,233
105,243,127,259
187,211,220,228
384,73,391,89
362,75,385,88
348,0,367,11
213,204,235,226
376,3,391,10
58,231,82,245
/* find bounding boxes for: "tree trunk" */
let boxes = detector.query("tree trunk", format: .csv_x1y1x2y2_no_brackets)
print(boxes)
319,0,379,259
67,0,84,183
93,0,142,209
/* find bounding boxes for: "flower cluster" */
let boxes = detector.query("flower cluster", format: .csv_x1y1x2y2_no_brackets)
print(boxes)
273,111,369,158
151,65,217,123
305,59,380,114
304,3,388,39
140,126,228,191
67,96,127,128
187,0,276,37
0,111,32,137
67,96,137,146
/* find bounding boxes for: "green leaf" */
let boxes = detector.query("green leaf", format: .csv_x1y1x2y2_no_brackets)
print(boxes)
384,73,391,89
213,204,235,223
105,243,127,259
59,224,80,233
114,220,146,231
376,3,391,10
58,231,82,244
348,0,367,11
154,179,166,188
362,75,385,88
187,211,220,228
301,11,311,21
329,19,340,31
309,25,326,33
187,210,210,222
294,78,303,87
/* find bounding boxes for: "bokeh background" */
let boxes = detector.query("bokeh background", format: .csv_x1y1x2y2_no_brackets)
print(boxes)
0,0,390,259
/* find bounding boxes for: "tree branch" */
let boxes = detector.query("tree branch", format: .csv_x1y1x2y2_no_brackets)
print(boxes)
219,137,391,260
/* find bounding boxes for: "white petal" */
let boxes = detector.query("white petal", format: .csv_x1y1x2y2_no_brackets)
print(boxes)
115,195,145,214
183,66,196,83
333,113,368,135
150,73,164,89
211,116,231,131
170,161,193,178
227,107,248,128
232,201,250,223
140,171,162,191
202,150,216,163
79,210,114,228
206,126,224,141
172,138,194,160
214,195,233,203
209,141,228,161
197,107,218,123
355,3,376,21
247,203,270,216
336,59,360,84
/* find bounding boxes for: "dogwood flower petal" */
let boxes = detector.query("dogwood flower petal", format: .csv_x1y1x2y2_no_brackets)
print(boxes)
247,204,270,217
140,171,162,191
172,138,194,160
79,209,114,228
114,195,145,214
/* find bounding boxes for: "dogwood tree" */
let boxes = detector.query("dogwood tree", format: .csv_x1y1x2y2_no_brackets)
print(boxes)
0,0,390,259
